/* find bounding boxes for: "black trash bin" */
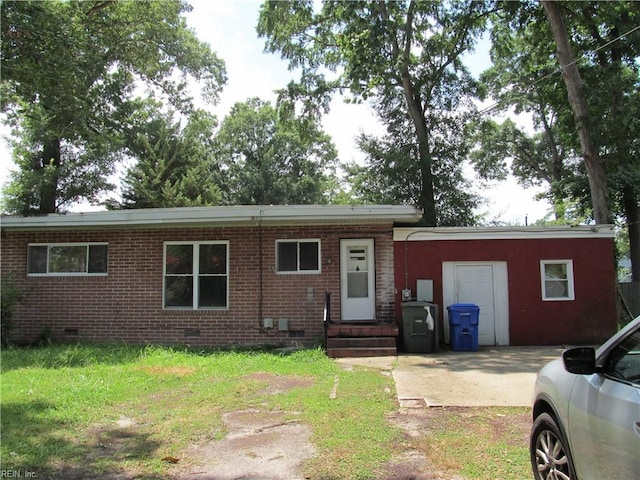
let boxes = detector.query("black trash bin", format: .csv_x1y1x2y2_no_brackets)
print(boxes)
447,303,480,351
401,301,438,353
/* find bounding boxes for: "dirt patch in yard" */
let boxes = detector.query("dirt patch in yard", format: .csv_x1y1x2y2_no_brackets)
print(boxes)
55,417,162,480
135,365,197,376
381,450,453,480
64,374,317,480
171,373,317,480
245,371,315,395
385,404,531,480
381,403,466,480
177,409,315,480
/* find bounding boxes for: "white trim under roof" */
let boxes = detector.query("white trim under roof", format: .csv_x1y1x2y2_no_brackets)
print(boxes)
1,205,423,231
394,225,615,241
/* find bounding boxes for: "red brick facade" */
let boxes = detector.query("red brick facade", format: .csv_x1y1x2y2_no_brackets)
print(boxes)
1,223,396,346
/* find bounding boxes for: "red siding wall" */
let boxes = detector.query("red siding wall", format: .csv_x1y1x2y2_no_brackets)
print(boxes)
394,237,618,345
2,223,395,346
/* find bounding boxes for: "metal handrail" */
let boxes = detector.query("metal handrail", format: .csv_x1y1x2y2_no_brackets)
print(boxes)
323,292,331,349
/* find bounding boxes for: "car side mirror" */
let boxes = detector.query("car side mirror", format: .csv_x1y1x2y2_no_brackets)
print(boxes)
562,347,597,375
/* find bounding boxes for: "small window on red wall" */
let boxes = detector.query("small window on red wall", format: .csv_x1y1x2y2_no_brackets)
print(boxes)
541,260,575,301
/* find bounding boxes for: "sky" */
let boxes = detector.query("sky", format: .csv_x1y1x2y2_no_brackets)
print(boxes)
0,0,550,223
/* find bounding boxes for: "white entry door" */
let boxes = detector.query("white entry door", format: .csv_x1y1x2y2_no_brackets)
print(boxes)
442,262,510,346
340,239,375,321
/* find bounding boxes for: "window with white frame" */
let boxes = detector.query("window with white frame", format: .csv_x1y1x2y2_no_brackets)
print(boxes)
541,260,575,301
164,241,228,309
27,243,108,275
276,239,320,273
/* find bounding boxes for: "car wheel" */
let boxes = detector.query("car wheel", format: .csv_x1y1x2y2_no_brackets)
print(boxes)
530,412,576,480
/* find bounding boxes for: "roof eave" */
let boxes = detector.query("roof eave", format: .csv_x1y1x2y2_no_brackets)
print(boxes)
1,205,423,231
394,225,616,241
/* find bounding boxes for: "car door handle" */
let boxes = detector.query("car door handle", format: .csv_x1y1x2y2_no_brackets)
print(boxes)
635,422,640,437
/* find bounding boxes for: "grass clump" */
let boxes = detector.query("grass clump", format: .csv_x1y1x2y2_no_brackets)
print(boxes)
418,406,531,480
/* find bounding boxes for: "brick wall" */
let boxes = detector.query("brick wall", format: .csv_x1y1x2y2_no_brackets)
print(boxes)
1,223,396,347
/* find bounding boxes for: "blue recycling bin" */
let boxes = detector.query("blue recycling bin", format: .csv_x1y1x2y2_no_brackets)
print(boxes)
447,303,480,352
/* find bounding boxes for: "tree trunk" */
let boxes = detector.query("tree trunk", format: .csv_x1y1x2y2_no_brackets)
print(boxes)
379,0,437,226
623,186,640,282
417,140,437,226
590,19,639,283
37,138,61,214
540,106,565,220
404,91,436,226
542,0,612,224
399,33,436,225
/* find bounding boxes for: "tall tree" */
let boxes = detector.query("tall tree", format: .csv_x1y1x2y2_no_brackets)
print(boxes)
258,0,492,225
571,1,640,282
2,106,122,214
116,109,222,209
541,0,611,224
348,92,479,226
475,0,578,222
214,98,338,205
481,0,640,279
1,0,226,214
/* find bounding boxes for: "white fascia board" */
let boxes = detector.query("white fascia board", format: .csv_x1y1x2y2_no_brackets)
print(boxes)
1,205,423,230
394,225,616,241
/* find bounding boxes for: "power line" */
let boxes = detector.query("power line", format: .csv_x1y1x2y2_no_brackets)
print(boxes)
358,21,640,153
479,23,640,116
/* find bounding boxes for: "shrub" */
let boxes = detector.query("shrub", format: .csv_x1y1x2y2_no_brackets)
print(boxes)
1,274,26,344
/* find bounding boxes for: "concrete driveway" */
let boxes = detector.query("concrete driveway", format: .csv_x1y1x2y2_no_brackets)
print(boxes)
337,346,565,407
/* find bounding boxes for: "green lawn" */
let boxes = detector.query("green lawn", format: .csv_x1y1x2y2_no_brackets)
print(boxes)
0,344,402,479
1,344,533,480
416,406,532,480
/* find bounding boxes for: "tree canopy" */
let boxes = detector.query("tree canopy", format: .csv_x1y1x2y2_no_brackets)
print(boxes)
347,92,479,226
214,97,338,205
258,0,492,225
1,0,226,214
477,0,640,278
116,108,222,209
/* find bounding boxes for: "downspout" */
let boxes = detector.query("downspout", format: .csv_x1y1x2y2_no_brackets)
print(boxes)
404,230,423,292
258,209,264,328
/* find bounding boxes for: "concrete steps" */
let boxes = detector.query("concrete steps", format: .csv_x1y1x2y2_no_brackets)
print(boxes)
326,323,398,358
